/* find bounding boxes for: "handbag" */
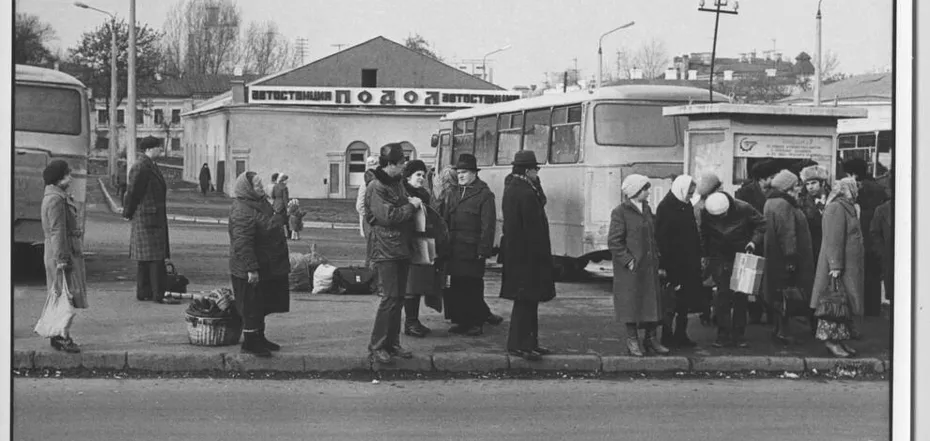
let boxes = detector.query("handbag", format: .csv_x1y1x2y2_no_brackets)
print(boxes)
34,270,76,338
333,266,378,295
814,277,851,320
166,261,190,293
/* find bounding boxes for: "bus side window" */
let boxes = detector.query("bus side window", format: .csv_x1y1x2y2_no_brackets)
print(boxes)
523,108,551,165
452,119,475,165
496,112,523,165
550,105,581,164
474,115,497,167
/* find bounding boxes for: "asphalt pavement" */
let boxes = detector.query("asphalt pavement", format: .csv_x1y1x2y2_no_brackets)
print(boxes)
12,378,890,441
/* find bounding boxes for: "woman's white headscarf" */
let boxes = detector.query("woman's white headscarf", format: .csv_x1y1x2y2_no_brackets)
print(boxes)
825,176,859,206
671,175,693,203
621,174,650,199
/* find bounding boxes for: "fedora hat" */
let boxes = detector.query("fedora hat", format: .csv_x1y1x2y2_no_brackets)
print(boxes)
512,150,540,168
454,154,480,171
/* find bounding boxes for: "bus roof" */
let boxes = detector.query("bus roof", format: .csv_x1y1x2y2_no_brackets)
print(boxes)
441,85,729,121
15,64,86,88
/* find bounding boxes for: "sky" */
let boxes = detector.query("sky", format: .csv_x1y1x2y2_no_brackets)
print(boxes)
17,0,895,89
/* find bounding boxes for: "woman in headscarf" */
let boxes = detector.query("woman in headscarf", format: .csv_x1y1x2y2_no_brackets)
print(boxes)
763,170,816,345
198,163,212,196
609,174,669,357
228,172,291,357
655,174,702,348
37,160,88,353
810,177,865,357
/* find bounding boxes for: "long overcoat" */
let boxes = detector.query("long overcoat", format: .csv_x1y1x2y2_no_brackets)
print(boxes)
810,198,865,316
870,201,893,284
609,200,662,323
228,176,290,314
762,192,816,306
499,174,555,303
198,165,211,193
123,155,170,261
798,192,827,261
42,185,88,309
439,178,496,279
655,190,703,307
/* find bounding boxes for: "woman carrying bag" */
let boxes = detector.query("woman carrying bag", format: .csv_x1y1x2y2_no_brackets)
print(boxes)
810,177,865,358
35,160,87,353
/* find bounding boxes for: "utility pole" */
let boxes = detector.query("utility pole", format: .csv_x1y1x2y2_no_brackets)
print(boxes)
332,43,346,52
126,0,137,176
814,0,823,105
295,37,308,64
698,0,739,103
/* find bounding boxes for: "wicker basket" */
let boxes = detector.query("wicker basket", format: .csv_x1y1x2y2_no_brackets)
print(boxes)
184,312,242,346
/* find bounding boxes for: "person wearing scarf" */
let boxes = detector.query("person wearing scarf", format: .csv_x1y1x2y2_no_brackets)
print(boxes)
799,165,831,263
655,174,702,348
228,172,291,357
810,177,865,357
762,170,816,346
499,151,556,361
609,174,669,357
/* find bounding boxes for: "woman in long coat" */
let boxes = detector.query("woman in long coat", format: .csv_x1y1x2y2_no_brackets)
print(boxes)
609,174,669,357
500,151,556,361
810,177,865,357
37,160,87,352
229,172,291,357
198,163,211,195
762,170,815,344
655,174,701,348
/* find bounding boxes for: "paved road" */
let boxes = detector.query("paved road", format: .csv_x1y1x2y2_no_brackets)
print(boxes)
13,379,888,441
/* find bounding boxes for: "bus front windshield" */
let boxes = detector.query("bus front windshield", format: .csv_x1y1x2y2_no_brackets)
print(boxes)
594,103,678,147
15,85,83,135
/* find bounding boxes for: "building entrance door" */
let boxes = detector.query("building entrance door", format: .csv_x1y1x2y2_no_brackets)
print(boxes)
328,163,341,198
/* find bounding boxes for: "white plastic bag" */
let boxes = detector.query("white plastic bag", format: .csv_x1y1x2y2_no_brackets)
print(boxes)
34,271,76,338
312,263,338,294
414,207,427,233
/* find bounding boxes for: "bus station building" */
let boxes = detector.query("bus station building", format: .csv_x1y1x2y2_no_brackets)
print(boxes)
181,36,520,198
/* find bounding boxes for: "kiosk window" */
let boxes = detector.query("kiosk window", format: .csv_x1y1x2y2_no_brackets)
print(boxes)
523,109,550,165
497,112,523,165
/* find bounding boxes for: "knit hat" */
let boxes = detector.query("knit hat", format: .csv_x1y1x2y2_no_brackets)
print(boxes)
43,160,70,186
800,165,829,183
695,172,722,197
705,192,730,215
770,169,799,192
621,174,650,199
404,159,428,178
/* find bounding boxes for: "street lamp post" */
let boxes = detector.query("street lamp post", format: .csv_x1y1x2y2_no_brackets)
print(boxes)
127,0,137,177
698,0,739,103
482,45,512,82
74,2,118,182
597,21,635,89
814,0,823,106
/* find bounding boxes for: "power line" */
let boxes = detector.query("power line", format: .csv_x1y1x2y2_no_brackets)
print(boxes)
295,37,308,65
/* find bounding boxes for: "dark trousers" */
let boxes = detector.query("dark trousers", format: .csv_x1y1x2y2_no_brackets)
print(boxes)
136,260,166,301
404,296,421,324
369,260,410,351
884,265,894,302
710,259,747,335
864,253,883,316
445,276,490,328
231,276,265,330
507,299,539,352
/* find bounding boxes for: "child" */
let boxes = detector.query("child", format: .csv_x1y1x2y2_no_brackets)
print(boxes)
287,199,305,240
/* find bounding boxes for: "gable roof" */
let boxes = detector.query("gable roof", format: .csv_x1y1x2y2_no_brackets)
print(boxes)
251,36,505,90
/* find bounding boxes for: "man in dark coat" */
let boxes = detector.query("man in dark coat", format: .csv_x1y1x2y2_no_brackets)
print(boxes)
366,143,422,365
701,191,766,348
843,158,890,317
871,196,893,303
439,153,501,336
198,163,211,195
228,171,290,357
735,160,779,325
500,151,555,361
656,175,702,348
122,137,179,304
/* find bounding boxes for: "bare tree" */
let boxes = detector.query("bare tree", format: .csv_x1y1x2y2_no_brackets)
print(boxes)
632,38,669,79
240,21,292,75
821,50,840,79
404,33,443,61
162,0,241,76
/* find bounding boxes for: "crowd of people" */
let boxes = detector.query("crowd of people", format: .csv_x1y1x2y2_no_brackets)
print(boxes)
35,135,892,363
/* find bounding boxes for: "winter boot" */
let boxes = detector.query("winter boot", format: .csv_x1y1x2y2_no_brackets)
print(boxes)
673,315,698,348
241,330,272,357
259,327,281,351
660,313,675,347
625,324,644,357
643,325,671,355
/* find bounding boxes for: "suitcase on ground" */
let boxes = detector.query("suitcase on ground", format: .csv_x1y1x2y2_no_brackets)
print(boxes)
333,266,378,295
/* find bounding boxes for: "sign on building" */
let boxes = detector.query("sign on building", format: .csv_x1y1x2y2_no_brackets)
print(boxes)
734,134,834,164
248,86,521,108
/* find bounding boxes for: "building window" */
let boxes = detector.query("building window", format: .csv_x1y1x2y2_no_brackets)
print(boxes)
97,110,108,124
135,109,143,125
362,69,377,87
171,109,181,124
154,109,164,125
346,141,371,189
235,160,246,177
117,109,125,124
171,138,181,151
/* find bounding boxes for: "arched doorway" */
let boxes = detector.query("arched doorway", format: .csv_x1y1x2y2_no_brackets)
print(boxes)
346,141,371,198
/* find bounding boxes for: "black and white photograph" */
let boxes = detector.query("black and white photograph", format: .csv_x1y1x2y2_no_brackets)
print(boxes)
6,0,922,439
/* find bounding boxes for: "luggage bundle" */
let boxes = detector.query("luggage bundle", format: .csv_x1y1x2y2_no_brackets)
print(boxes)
288,243,378,295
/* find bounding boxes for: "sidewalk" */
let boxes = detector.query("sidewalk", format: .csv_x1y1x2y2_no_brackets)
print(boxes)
97,177,359,230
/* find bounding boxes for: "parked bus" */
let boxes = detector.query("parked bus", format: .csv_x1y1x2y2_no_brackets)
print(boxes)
14,65,91,255
431,85,728,279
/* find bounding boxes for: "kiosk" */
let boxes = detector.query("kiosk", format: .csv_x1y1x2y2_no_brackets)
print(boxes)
662,104,867,193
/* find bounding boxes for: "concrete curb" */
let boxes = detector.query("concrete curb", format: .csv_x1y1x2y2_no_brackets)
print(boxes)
96,179,357,230
11,349,892,376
